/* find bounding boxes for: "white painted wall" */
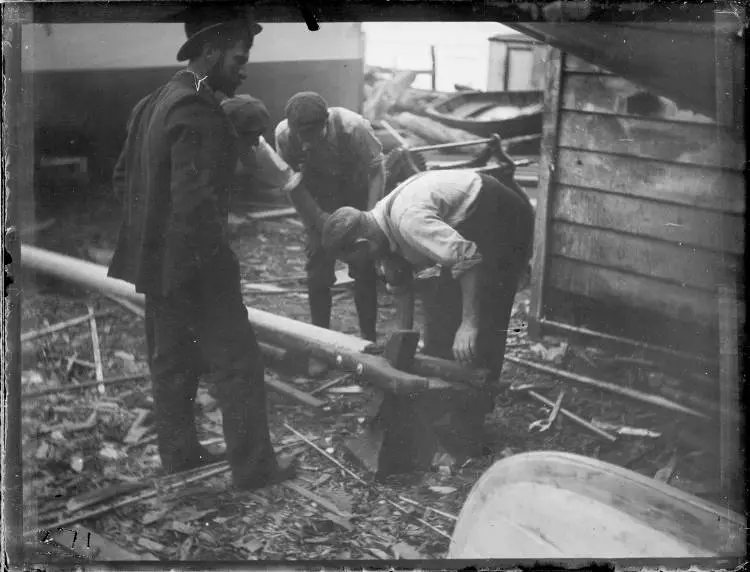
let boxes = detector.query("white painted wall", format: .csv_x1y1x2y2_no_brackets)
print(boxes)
362,22,522,91
22,22,364,71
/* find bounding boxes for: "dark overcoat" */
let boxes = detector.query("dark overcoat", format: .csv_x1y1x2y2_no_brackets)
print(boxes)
109,71,239,296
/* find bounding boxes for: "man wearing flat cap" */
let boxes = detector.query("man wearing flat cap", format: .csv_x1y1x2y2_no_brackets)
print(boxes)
275,92,386,343
221,94,303,194
313,169,534,452
109,6,295,490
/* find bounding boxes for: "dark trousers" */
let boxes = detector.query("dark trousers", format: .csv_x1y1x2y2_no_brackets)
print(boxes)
305,229,379,342
144,249,277,486
421,174,534,422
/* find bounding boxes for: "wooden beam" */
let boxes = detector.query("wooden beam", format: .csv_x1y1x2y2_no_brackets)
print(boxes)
528,46,564,339
19,246,460,396
537,318,719,370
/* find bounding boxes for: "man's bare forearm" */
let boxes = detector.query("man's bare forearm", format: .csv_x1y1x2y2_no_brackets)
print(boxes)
287,182,328,232
458,265,481,328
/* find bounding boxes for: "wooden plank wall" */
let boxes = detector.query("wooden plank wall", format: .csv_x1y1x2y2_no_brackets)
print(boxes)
537,54,745,358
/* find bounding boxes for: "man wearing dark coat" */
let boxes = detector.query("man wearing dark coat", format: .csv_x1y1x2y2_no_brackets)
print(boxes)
108,6,294,489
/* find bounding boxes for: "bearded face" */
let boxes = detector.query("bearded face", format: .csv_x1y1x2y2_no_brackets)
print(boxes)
207,38,250,97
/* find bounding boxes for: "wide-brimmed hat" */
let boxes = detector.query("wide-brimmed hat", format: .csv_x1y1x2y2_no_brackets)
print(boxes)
176,5,263,62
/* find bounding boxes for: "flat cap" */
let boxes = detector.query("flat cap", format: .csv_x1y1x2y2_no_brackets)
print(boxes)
321,207,366,254
221,95,271,134
285,91,329,128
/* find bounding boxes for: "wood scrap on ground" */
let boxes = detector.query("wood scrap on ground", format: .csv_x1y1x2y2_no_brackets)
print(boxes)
247,207,297,221
506,356,710,419
123,409,152,445
86,304,105,393
310,374,351,395
512,387,617,442
23,373,150,400
105,295,145,318
283,423,453,539
21,310,113,343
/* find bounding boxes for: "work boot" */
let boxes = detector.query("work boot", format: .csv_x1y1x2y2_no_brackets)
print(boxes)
308,285,332,330
152,374,208,475
233,454,299,491
163,446,226,475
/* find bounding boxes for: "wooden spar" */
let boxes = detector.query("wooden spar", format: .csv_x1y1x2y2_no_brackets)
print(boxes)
21,310,114,342
526,390,617,442
537,318,720,369
410,354,490,388
506,356,710,419
20,245,461,396
86,304,105,392
410,137,495,153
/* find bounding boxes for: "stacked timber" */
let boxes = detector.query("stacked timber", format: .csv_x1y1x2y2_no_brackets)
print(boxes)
364,65,479,155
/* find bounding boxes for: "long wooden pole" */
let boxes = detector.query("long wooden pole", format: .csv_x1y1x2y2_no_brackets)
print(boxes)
21,310,113,342
20,245,466,396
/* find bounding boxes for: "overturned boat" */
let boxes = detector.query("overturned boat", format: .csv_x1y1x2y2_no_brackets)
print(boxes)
448,451,746,558
424,90,543,140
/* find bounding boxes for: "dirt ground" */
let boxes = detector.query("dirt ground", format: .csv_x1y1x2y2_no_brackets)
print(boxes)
19,189,726,562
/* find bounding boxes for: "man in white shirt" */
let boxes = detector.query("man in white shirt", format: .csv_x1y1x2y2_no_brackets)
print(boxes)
321,169,534,399
312,169,534,464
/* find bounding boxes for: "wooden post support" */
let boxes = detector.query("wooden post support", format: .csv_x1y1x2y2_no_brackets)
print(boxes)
714,9,745,516
3,9,27,564
430,45,437,91
528,46,564,340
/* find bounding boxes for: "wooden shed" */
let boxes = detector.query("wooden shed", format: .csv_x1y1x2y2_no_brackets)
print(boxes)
486,32,545,91
511,15,745,366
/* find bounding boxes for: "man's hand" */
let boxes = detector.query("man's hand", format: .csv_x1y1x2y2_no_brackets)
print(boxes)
453,321,479,365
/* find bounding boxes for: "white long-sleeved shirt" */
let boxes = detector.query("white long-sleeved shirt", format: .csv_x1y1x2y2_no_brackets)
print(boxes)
247,136,302,192
370,169,484,279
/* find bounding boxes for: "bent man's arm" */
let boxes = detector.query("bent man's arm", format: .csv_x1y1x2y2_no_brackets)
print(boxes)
166,99,233,267
350,119,386,208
